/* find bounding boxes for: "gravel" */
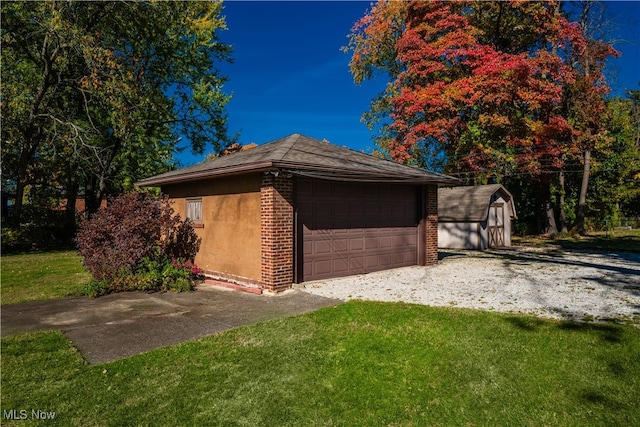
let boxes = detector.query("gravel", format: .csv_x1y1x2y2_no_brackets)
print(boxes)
300,248,640,324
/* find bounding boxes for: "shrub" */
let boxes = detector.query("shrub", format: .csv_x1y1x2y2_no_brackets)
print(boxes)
76,191,202,295
1,205,75,252
83,280,110,298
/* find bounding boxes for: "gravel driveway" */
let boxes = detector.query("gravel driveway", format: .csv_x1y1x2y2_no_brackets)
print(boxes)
301,248,640,324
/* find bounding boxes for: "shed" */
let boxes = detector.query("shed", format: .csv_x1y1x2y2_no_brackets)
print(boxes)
137,133,459,292
438,184,517,250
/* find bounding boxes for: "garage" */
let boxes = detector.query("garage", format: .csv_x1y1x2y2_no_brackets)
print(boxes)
297,179,419,281
138,133,458,292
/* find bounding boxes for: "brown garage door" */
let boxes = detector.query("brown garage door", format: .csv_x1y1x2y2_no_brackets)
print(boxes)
297,179,419,281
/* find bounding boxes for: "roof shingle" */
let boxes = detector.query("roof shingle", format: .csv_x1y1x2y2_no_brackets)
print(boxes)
438,184,517,222
136,133,459,186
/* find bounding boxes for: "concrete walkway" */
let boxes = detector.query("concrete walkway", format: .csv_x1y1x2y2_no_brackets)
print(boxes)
1,285,340,364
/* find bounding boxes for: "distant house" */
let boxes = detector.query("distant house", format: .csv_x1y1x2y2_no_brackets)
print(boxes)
59,198,107,214
137,133,459,293
438,184,517,250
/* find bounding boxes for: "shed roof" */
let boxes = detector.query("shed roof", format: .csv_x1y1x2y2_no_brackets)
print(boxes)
136,133,459,187
438,184,517,222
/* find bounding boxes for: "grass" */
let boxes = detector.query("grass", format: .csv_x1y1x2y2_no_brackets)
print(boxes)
2,231,637,306
514,228,640,253
2,301,639,426
0,250,91,305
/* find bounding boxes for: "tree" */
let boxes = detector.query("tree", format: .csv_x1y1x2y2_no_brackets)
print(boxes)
564,1,619,234
587,94,640,226
346,0,584,233
1,1,233,226
391,1,579,176
345,0,618,234
342,1,409,163
627,88,640,148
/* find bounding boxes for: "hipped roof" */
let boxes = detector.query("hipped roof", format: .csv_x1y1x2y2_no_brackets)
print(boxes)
136,133,459,187
438,184,517,222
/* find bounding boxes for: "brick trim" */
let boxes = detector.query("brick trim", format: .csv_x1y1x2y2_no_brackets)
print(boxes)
260,173,294,292
425,185,439,266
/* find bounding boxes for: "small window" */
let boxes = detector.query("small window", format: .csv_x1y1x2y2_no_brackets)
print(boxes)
186,198,203,226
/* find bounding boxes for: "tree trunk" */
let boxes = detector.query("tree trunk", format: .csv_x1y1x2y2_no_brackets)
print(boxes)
13,176,26,225
538,181,558,235
544,199,558,235
13,139,38,224
82,137,121,217
558,169,568,233
12,34,58,224
576,148,591,235
64,172,79,237
84,176,104,219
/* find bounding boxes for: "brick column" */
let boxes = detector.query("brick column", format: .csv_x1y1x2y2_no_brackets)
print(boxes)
260,173,294,292
425,185,439,265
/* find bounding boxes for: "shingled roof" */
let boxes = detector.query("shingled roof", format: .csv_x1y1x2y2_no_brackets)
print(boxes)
136,133,459,186
438,184,517,222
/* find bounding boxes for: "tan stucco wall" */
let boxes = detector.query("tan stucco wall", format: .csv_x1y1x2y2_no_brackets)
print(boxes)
162,173,262,282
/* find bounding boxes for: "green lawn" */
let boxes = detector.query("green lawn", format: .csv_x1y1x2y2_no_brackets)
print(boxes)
514,228,640,253
0,250,90,305
2,301,639,426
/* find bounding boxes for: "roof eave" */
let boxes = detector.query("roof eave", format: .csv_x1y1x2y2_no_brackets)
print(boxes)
136,160,461,188
274,162,460,185
135,161,275,187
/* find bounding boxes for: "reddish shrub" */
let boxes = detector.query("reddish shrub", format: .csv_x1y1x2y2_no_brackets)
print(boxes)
76,191,201,283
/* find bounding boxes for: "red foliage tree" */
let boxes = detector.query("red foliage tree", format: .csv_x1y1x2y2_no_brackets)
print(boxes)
390,0,582,179
346,0,619,233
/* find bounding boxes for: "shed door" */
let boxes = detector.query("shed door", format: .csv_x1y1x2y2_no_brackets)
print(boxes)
488,203,505,248
297,180,418,282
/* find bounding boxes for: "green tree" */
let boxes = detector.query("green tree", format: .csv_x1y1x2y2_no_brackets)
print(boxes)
587,94,640,226
1,0,233,227
563,0,619,234
619,88,640,217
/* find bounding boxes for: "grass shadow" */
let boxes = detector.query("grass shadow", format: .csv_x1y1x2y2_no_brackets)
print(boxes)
505,316,547,331
556,320,624,344
505,314,626,345
579,389,625,411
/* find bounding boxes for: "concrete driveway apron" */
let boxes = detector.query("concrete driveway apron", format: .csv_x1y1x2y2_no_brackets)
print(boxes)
1,286,340,364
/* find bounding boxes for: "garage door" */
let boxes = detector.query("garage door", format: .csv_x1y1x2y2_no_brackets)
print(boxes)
297,179,419,281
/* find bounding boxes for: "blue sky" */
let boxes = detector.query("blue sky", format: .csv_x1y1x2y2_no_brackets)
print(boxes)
178,0,640,167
